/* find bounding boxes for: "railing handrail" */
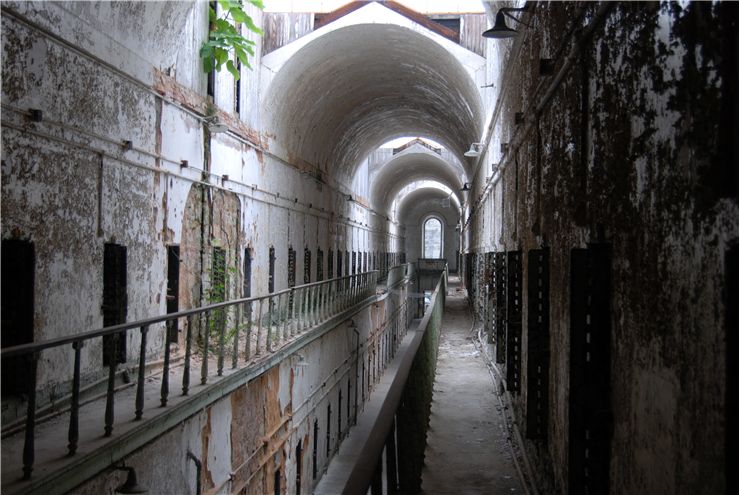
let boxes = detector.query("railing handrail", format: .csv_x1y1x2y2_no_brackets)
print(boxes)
1,270,379,358
385,262,412,289
336,266,447,494
3,267,385,483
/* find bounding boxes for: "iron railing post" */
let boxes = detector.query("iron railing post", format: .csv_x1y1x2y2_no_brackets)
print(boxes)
217,307,226,376
232,305,240,369
104,336,117,437
183,315,193,395
267,295,274,352
282,292,290,341
201,312,210,385
22,352,39,479
161,321,171,407
68,341,82,456
245,301,253,361
135,325,148,420
256,298,263,356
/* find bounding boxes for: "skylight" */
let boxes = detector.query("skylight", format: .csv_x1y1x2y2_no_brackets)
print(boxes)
380,137,445,149
264,1,485,14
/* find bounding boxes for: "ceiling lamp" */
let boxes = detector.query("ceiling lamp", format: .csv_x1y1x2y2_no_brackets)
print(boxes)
464,143,483,157
114,467,148,494
483,7,529,39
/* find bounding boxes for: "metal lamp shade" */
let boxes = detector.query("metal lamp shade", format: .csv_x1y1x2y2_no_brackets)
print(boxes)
483,11,518,39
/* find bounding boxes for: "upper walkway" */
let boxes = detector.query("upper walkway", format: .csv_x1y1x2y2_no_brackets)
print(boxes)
1,268,391,494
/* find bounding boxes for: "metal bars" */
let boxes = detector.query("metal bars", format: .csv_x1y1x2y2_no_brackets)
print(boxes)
569,245,612,495
526,248,550,440
506,250,522,394
484,252,495,344
494,252,507,364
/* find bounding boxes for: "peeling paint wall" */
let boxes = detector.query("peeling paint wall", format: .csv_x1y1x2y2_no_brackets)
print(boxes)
1,0,399,414
465,2,737,494
262,13,314,56
2,1,168,398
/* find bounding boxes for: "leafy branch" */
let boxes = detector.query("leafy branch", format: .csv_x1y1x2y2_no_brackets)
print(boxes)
200,0,264,81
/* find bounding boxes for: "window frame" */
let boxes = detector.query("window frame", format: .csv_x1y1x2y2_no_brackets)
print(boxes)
422,215,444,259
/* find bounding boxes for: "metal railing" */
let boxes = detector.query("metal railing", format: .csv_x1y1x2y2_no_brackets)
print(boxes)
416,258,447,271
385,263,413,291
1,270,378,481
318,266,448,494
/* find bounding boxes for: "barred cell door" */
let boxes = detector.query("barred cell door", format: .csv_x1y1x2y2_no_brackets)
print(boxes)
304,247,312,284
103,243,127,365
166,245,180,343
288,247,296,310
1,239,35,395
505,250,522,394
526,248,550,440
494,252,507,364
569,244,612,495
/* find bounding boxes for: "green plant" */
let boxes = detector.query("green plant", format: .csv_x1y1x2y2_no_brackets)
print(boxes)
199,258,236,348
200,0,264,80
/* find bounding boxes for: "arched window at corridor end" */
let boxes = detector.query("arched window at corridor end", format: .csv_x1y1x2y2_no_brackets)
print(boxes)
423,217,443,259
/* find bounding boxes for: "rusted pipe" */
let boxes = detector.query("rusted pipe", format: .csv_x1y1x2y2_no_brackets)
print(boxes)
187,451,202,495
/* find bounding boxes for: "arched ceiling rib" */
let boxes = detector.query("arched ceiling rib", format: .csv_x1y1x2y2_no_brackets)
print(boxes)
370,150,465,213
397,186,461,225
264,22,483,185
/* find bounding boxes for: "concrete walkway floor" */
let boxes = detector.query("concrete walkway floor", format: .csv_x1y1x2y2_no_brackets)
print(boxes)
420,278,524,494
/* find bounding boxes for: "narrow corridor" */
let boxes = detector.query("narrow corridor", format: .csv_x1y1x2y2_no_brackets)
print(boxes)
1,1,734,493
421,277,523,494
